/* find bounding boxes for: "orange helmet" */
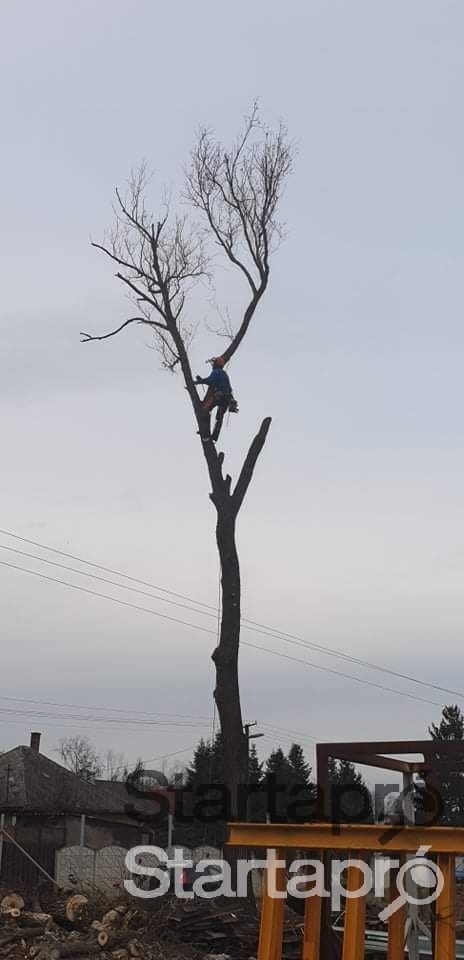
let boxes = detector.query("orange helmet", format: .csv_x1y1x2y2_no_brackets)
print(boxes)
211,356,225,368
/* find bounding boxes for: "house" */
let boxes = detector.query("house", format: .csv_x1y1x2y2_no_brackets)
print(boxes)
0,734,166,889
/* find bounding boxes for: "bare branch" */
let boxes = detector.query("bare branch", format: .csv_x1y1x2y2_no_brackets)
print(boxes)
80,316,166,343
88,170,210,374
186,106,293,363
205,302,235,341
231,417,272,514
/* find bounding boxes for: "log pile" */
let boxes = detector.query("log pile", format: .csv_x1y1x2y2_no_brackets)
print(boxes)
0,893,183,960
0,889,311,960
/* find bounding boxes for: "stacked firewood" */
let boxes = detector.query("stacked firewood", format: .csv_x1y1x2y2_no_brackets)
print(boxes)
0,893,154,960
0,889,310,960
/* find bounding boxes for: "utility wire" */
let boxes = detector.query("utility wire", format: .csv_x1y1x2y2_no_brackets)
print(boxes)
0,693,210,723
0,544,218,622
1,528,461,701
0,559,217,636
0,704,209,727
243,641,443,707
0,529,213,610
0,558,448,709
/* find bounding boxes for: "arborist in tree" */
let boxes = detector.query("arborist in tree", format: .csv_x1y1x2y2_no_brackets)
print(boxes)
195,356,238,442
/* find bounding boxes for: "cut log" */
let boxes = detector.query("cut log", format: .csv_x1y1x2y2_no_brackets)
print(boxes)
2,908,21,919
0,926,45,946
65,895,89,925
128,941,143,958
101,909,121,928
49,942,102,959
19,912,53,928
0,894,25,913
97,930,133,951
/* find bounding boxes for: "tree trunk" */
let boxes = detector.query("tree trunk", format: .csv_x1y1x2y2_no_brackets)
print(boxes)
212,510,247,818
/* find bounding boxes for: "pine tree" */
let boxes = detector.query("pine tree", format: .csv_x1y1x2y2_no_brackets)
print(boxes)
429,704,464,824
248,741,263,782
430,704,464,741
287,743,317,822
263,744,316,823
178,732,227,846
263,747,293,822
288,743,311,784
247,742,265,822
329,759,372,822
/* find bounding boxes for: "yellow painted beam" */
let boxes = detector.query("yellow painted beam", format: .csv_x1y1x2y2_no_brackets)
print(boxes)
387,859,406,960
302,853,323,960
434,853,455,959
257,848,286,960
228,822,464,854
341,858,367,960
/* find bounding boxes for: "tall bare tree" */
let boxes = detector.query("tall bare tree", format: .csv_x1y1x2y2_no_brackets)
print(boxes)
58,735,102,781
82,106,293,815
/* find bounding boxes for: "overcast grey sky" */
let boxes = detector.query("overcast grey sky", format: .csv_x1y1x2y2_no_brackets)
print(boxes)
1,0,464,775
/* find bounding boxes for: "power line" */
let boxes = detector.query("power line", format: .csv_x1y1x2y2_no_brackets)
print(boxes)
243,641,443,707
0,529,214,610
0,704,209,727
260,721,321,743
0,559,217,636
0,693,210,723
260,732,314,753
0,543,217,622
142,744,198,764
0,557,448,710
1,528,461,702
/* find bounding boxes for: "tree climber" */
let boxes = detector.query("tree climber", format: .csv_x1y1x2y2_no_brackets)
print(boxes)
195,356,237,442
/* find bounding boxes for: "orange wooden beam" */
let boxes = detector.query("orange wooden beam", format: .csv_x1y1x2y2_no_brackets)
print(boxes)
434,853,455,959
228,822,464,854
257,848,286,960
341,858,367,960
387,859,406,960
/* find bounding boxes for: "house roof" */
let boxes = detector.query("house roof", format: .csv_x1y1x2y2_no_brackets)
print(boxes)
0,746,162,817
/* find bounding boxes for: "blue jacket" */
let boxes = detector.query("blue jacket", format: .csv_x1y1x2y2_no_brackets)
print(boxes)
203,369,231,394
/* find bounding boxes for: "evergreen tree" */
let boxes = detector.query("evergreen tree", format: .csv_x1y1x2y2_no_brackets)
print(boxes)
287,743,317,822
329,759,372,822
288,743,311,784
176,732,227,846
248,741,263,782
186,731,225,789
263,747,293,822
429,704,464,824
263,744,316,823
247,742,266,822
430,704,464,741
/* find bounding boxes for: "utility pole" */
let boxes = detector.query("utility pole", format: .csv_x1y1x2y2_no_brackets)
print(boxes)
243,721,264,823
244,721,264,765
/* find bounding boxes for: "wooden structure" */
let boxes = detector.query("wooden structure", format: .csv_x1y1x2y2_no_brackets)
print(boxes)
228,822,463,959
315,739,464,821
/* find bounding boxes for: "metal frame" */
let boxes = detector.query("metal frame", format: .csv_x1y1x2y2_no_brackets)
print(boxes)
315,739,464,820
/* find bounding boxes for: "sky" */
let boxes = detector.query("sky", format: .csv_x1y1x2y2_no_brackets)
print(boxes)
1,0,464,781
